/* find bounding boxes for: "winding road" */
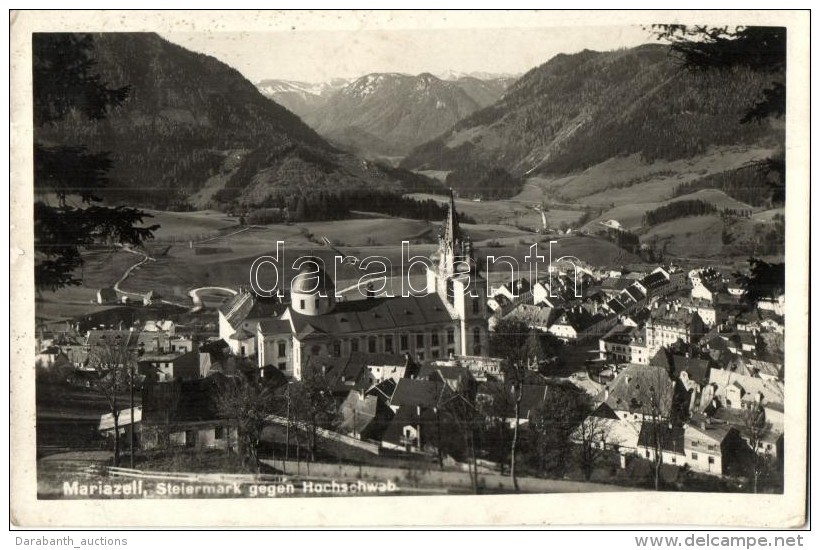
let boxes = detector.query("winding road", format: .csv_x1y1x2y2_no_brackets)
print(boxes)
113,246,155,298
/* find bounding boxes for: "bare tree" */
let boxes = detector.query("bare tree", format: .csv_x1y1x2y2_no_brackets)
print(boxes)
291,369,339,462
489,319,554,491
632,365,676,491
475,379,512,475
742,403,773,493
438,384,480,493
284,382,310,473
216,375,276,472
87,337,137,467
575,412,614,481
490,319,530,492
528,386,589,477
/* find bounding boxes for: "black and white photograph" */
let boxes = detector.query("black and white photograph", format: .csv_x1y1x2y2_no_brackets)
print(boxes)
9,10,809,528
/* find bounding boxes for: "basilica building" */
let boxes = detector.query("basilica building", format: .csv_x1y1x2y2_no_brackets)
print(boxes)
228,192,489,379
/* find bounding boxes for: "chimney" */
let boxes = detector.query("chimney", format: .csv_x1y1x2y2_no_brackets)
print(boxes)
416,405,422,417
604,385,609,401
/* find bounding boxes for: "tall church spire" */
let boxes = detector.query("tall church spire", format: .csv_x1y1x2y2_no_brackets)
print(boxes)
442,187,460,246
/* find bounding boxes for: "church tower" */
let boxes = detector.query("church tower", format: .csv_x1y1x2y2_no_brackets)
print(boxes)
427,190,488,356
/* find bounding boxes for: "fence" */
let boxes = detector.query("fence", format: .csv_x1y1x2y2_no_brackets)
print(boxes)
108,466,288,484
266,415,381,455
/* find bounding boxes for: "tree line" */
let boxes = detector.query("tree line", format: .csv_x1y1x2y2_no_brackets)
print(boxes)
672,162,784,207
238,189,477,225
642,199,719,226
444,165,525,200
595,227,641,254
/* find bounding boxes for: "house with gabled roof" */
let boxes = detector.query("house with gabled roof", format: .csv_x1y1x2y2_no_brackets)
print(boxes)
503,303,560,333
504,384,550,427
598,363,675,424
683,415,746,475
599,324,650,365
138,350,202,382
573,402,642,464
339,389,394,441
645,303,705,356
709,406,784,460
600,277,633,298
367,378,398,403
302,353,372,398
218,289,287,357
636,422,686,467
491,277,531,302
256,319,293,377
706,368,784,412
640,267,673,300
381,405,441,453
680,296,719,327
139,374,239,452
86,329,139,350
388,378,445,413
691,279,722,303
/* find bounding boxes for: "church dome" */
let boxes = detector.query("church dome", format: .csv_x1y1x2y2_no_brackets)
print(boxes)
291,264,336,295
290,261,336,316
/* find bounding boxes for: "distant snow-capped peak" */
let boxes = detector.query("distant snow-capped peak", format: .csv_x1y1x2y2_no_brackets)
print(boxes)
256,78,353,98
436,69,519,81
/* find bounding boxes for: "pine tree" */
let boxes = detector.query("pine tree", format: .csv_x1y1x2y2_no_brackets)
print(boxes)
33,33,158,291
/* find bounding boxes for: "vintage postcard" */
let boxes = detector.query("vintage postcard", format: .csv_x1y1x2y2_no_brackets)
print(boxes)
9,10,810,528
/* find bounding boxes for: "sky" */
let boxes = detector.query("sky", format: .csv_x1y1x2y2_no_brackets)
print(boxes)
161,25,658,84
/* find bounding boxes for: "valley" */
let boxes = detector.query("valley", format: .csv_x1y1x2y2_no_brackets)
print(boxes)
26,23,794,507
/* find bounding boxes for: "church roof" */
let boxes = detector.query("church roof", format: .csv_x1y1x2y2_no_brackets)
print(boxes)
219,291,285,328
289,294,454,339
257,319,292,335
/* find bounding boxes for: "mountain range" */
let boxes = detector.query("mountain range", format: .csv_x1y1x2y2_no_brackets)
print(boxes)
401,44,784,196
255,77,352,120
257,72,514,159
36,33,442,211
37,32,785,255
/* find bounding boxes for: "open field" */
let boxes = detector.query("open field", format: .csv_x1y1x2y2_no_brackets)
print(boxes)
640,215,725,258
140,209,238,241
40,185,765,325
521,146,775,205
583,189,756,232
407,192,586,228
36,215,641,324
750,207,786,223
415,169,451,182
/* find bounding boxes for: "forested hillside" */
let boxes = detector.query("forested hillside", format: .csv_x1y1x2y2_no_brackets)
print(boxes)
402,44,784,196
35,33,444,213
